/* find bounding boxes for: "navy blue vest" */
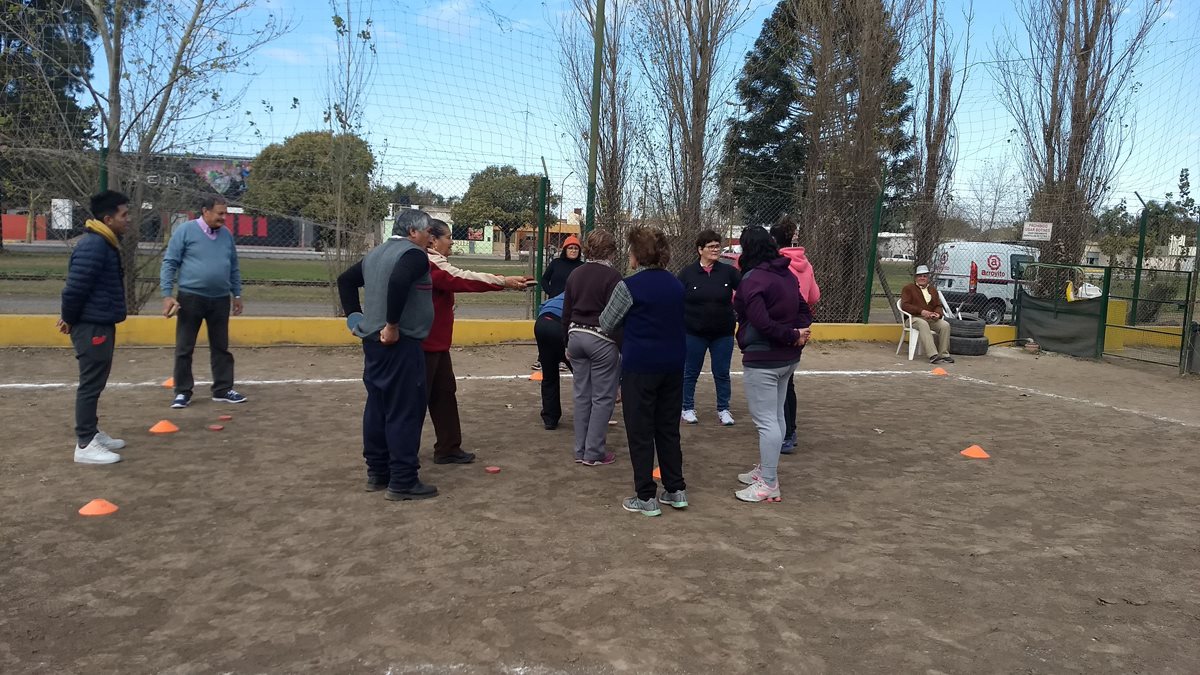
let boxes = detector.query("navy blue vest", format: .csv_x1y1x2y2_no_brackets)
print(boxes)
621,268,685,374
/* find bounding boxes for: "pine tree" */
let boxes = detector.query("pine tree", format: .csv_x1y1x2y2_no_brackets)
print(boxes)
0,1,98,214
720,2,806,227
721,0,914,236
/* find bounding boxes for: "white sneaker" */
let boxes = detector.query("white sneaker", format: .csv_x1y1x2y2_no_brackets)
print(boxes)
95,430,126,450
74,438,122,465
681,409,698,425
717,409,735,426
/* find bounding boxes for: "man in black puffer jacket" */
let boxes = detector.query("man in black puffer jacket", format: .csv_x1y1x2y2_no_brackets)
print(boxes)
58,190,130,465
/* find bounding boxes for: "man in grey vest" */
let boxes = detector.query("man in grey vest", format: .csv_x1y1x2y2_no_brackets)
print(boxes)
337,209,437,500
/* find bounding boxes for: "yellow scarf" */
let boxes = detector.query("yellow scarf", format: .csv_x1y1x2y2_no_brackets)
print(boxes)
85,219,120,249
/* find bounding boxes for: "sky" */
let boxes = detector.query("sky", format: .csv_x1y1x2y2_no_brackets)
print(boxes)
199,0,1200,216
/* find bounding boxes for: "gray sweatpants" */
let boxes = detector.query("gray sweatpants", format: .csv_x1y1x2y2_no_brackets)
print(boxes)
743,362,797,484
566,331,620,462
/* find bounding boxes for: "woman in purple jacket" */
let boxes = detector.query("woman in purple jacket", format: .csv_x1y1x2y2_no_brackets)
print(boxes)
732,227,813,503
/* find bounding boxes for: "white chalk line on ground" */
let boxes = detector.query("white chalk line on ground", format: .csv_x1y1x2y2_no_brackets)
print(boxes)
0,369,922,390
2,369,1192,428
954,374,1200,429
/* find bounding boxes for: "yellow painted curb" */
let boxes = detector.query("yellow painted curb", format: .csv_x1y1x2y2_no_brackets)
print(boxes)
0,315,1018,348
0,315,533,347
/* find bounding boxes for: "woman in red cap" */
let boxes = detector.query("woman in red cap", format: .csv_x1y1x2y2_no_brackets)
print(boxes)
535,234,584,371
541,234,584,298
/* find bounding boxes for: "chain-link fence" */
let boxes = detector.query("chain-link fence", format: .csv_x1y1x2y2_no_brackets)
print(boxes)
3,1,1198,329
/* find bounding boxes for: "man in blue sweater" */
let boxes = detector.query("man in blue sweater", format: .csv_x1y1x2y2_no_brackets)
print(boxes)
160,195,246,408
59,191,130,464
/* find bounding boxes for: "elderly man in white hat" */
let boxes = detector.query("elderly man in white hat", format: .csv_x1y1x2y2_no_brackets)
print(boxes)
900,265,954,364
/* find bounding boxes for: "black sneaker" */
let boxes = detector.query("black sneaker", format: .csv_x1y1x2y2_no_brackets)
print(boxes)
365,474,389,492
171,393,191,409
941,356,955,364
385,481,438,500
433,451,476,465
212,389,248,404
531,361,542,371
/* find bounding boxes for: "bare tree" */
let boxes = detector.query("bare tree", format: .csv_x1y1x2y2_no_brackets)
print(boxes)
960,159,1024,233
910,0,970,268
323,0,383,311
558,0,638,236
633,0,750,238
991,0,1164,269
3,0,290,311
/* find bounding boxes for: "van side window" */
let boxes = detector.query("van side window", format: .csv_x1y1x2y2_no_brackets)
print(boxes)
1011,254,1034,281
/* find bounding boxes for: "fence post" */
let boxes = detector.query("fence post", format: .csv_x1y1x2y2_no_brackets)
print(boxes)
1180,269,1195,375
860,177,887,324
534,176,548,310
1130,196,1149,322
1097,266,1112,360
584,0,606,237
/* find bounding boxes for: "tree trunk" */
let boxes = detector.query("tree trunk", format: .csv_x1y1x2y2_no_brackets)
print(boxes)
503,229,513,261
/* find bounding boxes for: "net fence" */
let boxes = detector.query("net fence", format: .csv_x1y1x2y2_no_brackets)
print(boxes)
2,0,1198,326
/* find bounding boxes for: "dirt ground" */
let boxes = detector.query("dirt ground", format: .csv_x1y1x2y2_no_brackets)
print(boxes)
2,341,1199,674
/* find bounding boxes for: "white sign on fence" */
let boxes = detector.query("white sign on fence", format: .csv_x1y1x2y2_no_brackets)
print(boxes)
50,199,73,230
1022,221,1053,241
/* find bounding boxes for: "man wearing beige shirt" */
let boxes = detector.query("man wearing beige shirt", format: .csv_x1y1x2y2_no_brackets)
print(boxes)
900,265,954,364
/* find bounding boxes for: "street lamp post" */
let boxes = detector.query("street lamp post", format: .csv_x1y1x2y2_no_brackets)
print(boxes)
559,171,576,222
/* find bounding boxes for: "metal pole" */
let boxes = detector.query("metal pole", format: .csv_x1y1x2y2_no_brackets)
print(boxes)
584,0,605,236
1183,215,1200,374
1131,192,1149,323
99,146,109,191
560,171,575,222
861,171,888,324
535,177,548,310
1181,268,1195,375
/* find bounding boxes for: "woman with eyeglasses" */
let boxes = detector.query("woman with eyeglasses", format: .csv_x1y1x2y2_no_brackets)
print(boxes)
676,230,741,427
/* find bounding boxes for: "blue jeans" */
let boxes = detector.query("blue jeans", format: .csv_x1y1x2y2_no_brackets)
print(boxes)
682,333,734,411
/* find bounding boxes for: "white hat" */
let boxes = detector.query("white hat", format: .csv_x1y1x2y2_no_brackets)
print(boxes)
914,265,931,275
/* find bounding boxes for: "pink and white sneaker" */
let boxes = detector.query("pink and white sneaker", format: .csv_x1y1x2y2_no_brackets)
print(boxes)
735,477,781,503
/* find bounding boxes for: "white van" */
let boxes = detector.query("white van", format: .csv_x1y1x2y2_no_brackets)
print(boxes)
931,241,1039,324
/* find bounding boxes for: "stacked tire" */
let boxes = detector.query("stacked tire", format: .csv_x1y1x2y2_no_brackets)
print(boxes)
947,313,989,356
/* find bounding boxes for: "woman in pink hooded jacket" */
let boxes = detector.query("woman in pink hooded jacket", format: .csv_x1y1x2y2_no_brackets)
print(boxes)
769,216,819,454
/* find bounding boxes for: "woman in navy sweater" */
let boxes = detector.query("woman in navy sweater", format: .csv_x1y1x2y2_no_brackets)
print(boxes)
600,227,687,517
677,229,740,427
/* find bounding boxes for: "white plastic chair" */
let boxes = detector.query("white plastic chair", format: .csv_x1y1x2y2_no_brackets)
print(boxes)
896,299,920,360
937,289,961,320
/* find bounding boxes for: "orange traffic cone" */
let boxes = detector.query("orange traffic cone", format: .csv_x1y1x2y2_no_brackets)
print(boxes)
530,371,543,381
932,367,948,376
78,499,118,516
652,467,661,480
960,444,990,459
149,420,180,434
162,377,174,388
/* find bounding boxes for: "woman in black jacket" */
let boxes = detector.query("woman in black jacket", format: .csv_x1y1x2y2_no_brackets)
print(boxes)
540,234,584,298
677,229,740,427
535,235,585,371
